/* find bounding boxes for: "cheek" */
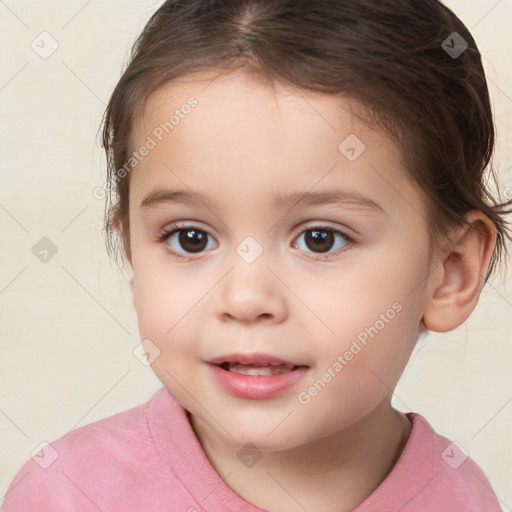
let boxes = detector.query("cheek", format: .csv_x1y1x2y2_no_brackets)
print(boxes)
315,245,425,338
306,241,428,383
131,260,210,372
131,262,178,348
296,299,421,431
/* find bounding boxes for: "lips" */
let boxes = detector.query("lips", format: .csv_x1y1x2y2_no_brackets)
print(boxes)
208,357,309,399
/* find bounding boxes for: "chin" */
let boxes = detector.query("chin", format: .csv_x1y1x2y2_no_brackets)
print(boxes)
218,419,313,452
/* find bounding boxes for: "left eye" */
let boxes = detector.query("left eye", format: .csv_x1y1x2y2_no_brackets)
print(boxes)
293,227,350,256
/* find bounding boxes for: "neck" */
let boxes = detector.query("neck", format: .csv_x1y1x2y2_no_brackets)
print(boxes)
189,398,412,512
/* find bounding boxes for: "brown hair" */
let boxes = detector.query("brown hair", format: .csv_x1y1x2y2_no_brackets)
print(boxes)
101,0,512,284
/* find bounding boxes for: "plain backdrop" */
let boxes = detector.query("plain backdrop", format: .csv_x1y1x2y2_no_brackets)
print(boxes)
0,0,511,508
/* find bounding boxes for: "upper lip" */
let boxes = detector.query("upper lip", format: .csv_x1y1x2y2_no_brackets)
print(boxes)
207,352,307,367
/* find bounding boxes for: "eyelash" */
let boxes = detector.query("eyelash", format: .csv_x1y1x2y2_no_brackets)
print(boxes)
156,222,355,262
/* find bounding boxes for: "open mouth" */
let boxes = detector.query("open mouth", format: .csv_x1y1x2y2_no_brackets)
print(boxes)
209,357,310,399
220,362,299,376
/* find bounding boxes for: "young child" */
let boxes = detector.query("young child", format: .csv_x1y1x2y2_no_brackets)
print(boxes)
3,0,510,510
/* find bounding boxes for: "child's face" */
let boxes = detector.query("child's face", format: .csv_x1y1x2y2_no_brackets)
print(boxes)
128,72,433,450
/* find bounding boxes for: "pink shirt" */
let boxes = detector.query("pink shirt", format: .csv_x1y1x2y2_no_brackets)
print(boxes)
2,386,502,511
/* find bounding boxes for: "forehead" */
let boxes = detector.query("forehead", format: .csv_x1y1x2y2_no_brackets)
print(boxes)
132,70,378,154
128,71,422,219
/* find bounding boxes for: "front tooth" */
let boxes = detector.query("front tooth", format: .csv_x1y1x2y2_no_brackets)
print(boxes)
226,363,295,375
234,366,273,375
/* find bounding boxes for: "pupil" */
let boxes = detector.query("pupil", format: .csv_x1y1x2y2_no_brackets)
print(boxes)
307,229,333,252
179,229,206,253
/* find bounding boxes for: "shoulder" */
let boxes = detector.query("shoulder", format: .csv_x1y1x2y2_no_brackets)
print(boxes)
2,389,171,512
398,413,502,511
357,412,502,512
45,393,154,466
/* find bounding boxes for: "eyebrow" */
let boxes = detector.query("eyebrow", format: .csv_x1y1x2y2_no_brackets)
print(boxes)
140,187,385,214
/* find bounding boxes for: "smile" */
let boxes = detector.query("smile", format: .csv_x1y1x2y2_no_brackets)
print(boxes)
208,362,309,400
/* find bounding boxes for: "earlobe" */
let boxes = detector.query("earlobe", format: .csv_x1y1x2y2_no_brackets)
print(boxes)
421,211,496,333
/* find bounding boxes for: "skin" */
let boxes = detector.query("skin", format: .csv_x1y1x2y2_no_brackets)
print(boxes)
124,71,496,511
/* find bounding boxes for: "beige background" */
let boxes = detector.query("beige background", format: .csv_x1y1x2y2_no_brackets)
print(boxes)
0,0,511,508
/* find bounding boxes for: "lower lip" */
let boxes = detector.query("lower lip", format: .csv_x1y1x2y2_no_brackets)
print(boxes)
208,363,308,400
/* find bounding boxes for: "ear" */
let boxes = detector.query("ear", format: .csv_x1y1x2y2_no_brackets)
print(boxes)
130,275,136,309
114,219,135,304
422,210,496,333
114,217,132,267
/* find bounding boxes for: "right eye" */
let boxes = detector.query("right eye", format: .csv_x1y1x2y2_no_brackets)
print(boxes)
158,223,218,260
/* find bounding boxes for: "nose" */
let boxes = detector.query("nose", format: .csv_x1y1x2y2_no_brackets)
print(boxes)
214,254,288,325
